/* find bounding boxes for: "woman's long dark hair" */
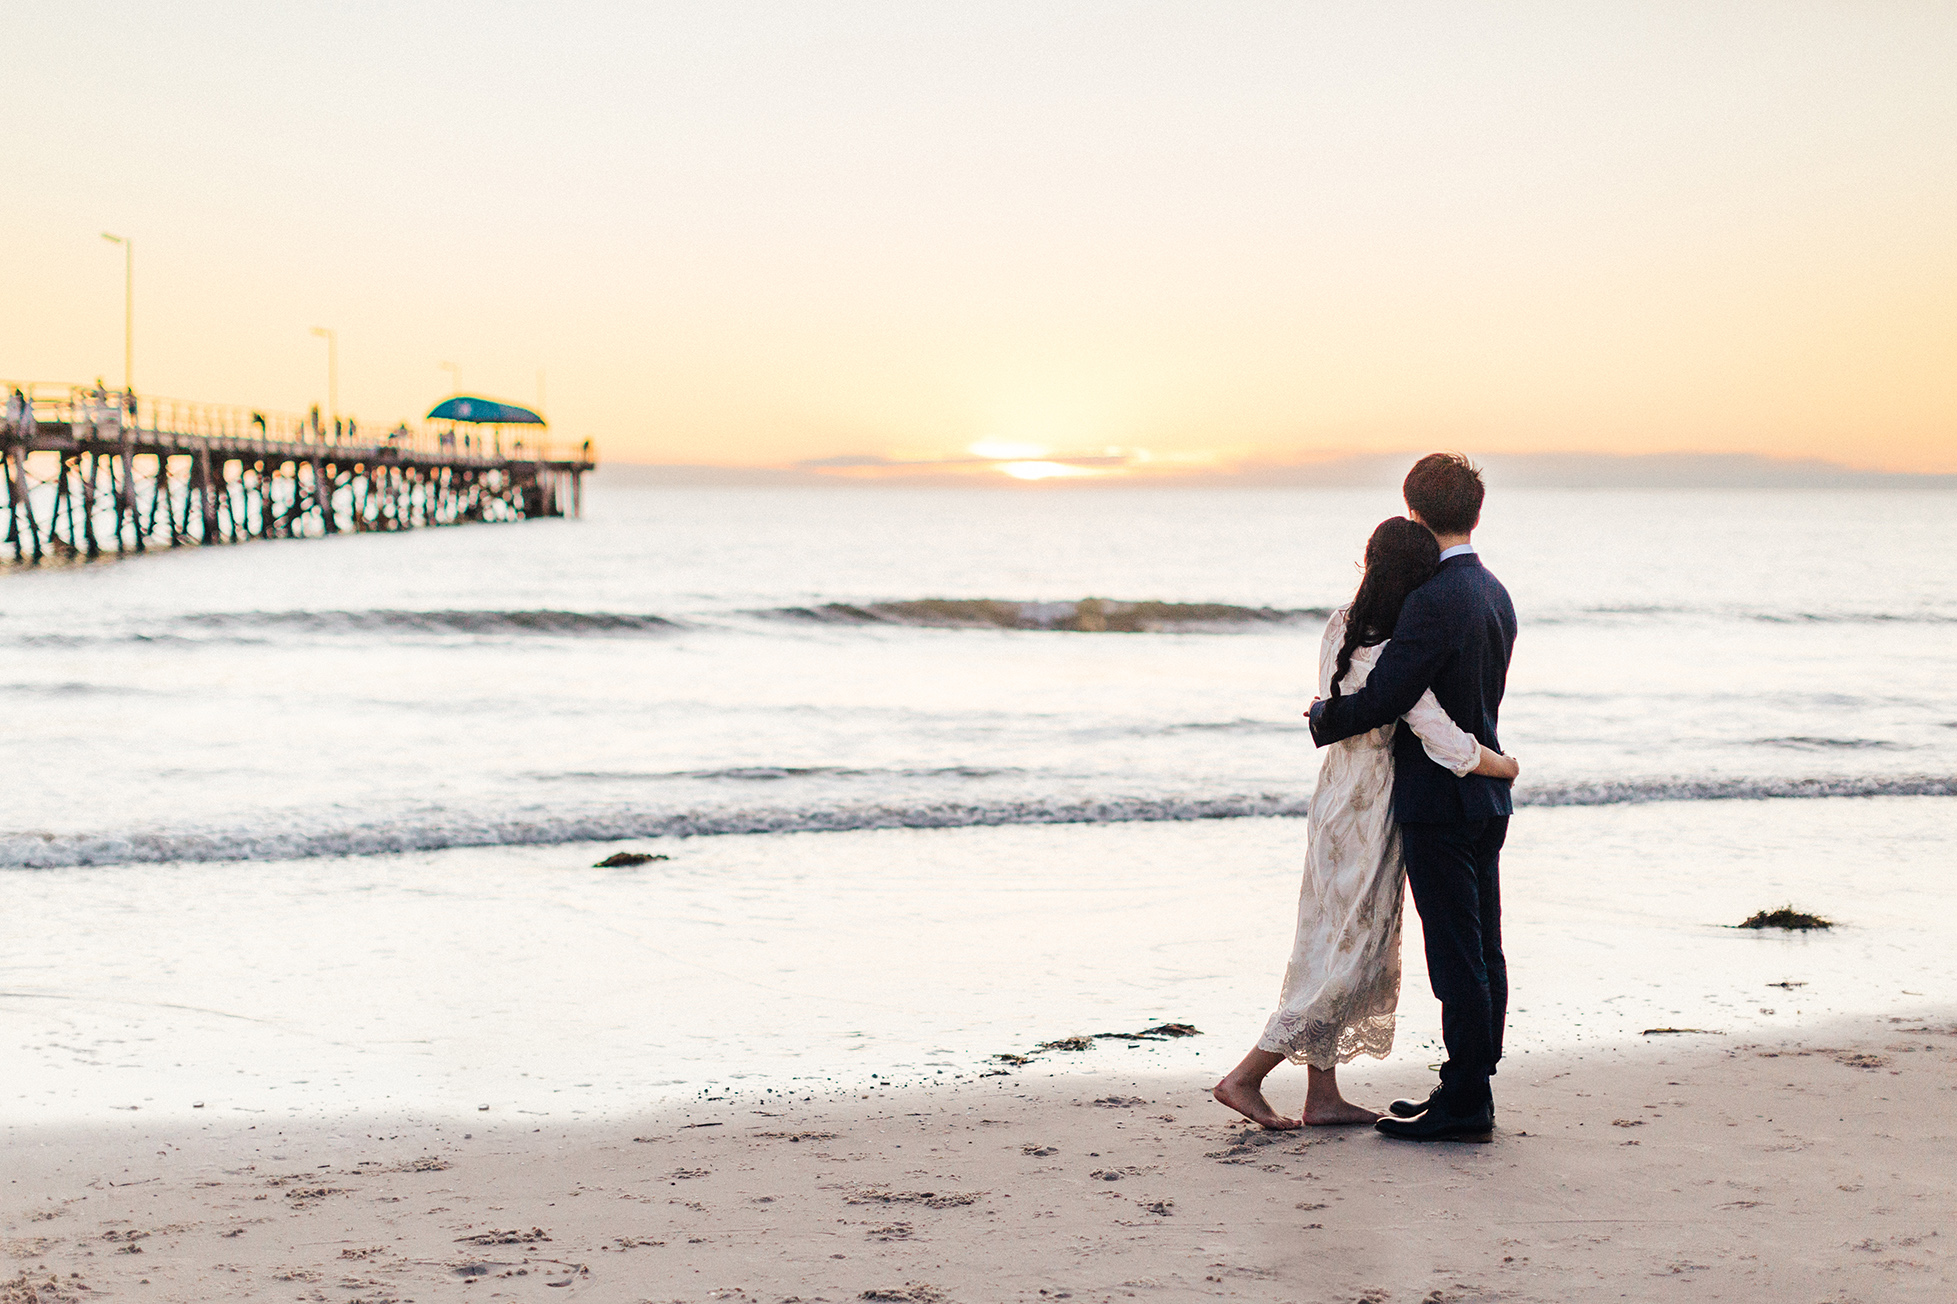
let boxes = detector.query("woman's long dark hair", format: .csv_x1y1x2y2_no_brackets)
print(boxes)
1329,517,1440,700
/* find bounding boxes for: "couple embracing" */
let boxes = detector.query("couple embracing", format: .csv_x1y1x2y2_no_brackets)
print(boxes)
1216,453,1518,1142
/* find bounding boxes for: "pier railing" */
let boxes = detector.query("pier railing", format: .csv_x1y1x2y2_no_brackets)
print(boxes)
3,381,597,563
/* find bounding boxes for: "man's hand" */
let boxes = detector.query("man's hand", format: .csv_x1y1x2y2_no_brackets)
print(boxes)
1472,748,1520,780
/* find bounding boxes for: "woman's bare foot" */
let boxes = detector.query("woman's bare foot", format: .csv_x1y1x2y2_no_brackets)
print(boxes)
1213,1076,1302,1130
1301,1065,1380,1125
1302,1097,1381,1126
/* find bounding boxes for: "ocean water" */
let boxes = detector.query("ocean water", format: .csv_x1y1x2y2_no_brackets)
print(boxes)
3,483,1955,1120
1,483,1952,868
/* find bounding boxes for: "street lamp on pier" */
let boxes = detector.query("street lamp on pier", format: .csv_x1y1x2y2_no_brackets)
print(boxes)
100,233,132,394
311,327,338,434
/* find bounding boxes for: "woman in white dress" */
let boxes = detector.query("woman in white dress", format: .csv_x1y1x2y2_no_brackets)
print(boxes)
1214,518,1520,1129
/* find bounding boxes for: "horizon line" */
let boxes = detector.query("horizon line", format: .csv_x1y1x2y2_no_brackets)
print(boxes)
592,449,1957,490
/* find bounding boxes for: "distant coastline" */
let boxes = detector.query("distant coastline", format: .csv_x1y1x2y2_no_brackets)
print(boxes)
595,451,1957,490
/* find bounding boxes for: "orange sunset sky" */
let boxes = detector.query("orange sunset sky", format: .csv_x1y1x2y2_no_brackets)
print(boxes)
5,3,1955,478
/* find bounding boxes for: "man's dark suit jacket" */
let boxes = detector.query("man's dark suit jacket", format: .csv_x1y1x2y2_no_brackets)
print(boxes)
1308,552,1517,824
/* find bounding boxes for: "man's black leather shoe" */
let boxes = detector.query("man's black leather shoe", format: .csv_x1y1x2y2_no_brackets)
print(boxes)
1390,1090,1495,1125
1388,1088,1441,1118
1374,1103,1495,1141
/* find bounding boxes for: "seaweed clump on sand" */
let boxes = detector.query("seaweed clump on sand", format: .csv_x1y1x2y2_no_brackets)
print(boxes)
594,851,670,868
1096,1022,1202,1041
989,1023,1203,1071
1738,906,1832,931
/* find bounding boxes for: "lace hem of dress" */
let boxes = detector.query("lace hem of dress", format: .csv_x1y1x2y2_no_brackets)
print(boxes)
1255,1010,1397,1070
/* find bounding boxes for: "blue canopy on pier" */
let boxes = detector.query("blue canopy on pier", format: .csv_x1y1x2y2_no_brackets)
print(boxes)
426,396,546,425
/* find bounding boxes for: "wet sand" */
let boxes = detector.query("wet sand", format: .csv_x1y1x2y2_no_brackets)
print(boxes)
8,801,1956,1126
6,1010,1953,1304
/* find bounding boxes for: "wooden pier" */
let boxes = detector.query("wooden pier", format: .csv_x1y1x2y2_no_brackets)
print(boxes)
2,384,595,563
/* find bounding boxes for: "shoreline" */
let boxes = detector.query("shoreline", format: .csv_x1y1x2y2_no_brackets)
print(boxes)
6,1011,1953,1303
5,800,1955,1128
9,784,1957,872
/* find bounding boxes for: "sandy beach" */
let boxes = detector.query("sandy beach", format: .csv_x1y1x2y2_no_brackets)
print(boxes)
7,804,1956,1302
10,2,1957,1298
6,1008,1953,1304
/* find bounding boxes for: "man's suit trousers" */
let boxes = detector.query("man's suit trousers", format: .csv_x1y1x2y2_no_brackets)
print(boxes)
1401,816,1509,1109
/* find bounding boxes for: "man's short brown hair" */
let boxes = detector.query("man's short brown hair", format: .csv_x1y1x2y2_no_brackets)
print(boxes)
1402,453,1484,536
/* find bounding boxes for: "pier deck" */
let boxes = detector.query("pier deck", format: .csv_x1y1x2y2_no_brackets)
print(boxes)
2,384,595,563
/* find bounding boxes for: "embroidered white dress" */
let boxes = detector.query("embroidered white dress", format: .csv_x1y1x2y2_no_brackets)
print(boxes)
1256,607,1485,1068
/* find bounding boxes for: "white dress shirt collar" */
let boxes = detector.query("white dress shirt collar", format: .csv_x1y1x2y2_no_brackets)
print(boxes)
1438,542,1476,562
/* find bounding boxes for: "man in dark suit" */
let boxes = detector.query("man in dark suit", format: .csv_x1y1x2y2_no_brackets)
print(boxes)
1307,453,1517,1140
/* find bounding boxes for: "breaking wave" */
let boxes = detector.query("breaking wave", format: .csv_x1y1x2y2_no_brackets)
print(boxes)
13,601,1328,645
1517,775,1957,804
1743,611,1957,625
524,765,1024,783
751,599,1331,632
1751,736,1915,751
1534,605,1957,627
177,609,684,636
0,681,162,698
189,601,1955,636
4,774,1950,869
14,599,1951,648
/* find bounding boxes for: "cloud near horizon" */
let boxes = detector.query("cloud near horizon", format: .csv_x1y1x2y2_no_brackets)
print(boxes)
796,443,1148,481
